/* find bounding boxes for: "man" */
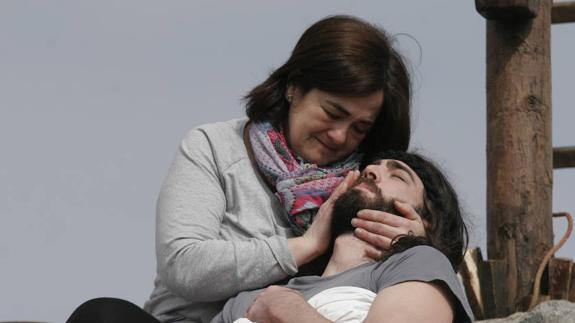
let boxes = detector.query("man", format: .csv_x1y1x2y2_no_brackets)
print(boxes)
211,151,474,323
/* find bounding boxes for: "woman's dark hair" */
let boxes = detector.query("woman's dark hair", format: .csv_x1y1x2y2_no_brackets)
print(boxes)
361,151,469,270
244,15,412,154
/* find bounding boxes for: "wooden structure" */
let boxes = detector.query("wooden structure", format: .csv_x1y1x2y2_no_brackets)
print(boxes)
460,212,574,319
468,0,575,319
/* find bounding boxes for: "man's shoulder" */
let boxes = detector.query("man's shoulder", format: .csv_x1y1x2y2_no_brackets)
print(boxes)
369,245,454,283
382,245,448,266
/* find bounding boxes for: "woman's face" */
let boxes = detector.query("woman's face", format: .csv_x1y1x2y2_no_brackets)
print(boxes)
286,86,384,166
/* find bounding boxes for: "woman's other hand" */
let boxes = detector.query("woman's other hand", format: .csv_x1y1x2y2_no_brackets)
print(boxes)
351,200,427,256
288,170,360,267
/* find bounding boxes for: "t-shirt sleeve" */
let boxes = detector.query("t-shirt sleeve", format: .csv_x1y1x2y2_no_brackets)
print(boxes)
370,245,474,322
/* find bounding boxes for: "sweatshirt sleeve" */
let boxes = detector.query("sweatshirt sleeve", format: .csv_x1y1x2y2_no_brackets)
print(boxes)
156,128,298,303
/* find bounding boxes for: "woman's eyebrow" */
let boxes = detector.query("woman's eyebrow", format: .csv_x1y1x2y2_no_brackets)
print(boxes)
325,99,375,126
387,160,416,183
325,99,350,115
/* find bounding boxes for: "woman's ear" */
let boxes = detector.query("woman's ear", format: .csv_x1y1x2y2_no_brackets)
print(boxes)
285,85,295,103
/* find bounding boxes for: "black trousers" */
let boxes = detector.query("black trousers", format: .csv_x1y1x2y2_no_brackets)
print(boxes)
66,298,161,323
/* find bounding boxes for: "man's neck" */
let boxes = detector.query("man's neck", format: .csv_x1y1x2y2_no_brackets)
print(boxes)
322,234,375,277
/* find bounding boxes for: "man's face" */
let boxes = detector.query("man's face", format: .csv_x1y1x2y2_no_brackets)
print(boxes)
331,159,425,237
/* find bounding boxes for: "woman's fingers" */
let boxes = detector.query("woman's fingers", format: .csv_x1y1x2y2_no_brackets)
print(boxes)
298,170,360,259
353,205,428,250
330,170,359,202
356,209,406,227
394,201,420,221
394,201,428,235
354,227,393,250
352,217,402,239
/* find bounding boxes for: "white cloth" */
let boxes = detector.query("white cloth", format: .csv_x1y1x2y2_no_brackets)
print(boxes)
233,286,376,323
308,286,376,323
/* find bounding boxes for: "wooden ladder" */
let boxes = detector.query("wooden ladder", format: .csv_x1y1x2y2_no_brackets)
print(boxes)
460,1,575,320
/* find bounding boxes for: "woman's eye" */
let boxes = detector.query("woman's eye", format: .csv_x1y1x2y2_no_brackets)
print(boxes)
322,107,341,119
353,126,369,135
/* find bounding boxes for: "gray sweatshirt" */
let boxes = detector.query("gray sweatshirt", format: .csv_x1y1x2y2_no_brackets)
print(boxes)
144,118,298,322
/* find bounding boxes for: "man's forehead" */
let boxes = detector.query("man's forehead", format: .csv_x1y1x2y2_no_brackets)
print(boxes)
372,159,420,182
372,158,410,169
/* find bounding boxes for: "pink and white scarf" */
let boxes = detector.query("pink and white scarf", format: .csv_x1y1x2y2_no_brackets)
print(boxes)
249,121,360,235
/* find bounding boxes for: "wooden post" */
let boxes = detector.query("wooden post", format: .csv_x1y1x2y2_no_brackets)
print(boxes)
476,0,554,315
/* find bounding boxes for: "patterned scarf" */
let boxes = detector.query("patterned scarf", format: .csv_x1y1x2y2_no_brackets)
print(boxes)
249,121,361,235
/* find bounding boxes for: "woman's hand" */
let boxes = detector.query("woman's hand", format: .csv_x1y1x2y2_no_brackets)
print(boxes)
287,170,360,267
351,200,427,256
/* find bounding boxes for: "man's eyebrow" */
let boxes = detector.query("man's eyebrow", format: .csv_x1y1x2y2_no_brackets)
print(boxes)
325,99,374,126
387,160,416,183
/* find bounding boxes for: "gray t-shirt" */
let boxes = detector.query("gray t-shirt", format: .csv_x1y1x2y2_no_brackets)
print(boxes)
212,246,474,323
144,119,298,323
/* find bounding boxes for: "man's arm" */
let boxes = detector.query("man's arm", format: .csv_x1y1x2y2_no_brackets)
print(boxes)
364,281,455,323
245,286,331,323
245,281,454,323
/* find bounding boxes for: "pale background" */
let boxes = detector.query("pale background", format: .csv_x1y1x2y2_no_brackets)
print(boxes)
1,1,573,321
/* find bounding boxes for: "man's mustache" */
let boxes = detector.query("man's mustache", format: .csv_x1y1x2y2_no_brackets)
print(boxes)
350,176,383,198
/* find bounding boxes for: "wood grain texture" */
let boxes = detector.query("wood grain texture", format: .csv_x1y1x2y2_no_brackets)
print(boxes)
553,146,575,169
484,0,553,315
552,1,575,24
549,258,573,300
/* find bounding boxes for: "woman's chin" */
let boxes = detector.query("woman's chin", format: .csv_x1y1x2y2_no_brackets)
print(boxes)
308,154,333,167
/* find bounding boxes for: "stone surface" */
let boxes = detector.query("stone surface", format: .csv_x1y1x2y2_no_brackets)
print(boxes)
477,300,575,322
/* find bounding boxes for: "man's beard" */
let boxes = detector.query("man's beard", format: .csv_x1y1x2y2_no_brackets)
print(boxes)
330,176,397,238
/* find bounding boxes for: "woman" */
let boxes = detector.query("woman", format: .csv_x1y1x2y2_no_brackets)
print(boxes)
67,15,426,323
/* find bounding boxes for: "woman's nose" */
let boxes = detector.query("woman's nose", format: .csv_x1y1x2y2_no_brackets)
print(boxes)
326,126,348,146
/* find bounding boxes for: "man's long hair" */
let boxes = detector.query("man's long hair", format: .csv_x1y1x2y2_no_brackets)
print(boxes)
361,151,469,270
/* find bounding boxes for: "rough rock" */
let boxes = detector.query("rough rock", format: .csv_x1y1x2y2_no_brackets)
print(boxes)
477,300,575,323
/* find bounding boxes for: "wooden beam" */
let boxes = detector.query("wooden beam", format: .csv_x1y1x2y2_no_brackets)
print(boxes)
481,0,554,315
554,146,575,168
476,0,539,20
552,1,575,24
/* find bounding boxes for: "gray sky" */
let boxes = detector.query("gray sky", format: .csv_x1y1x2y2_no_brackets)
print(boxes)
1,1,573,321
